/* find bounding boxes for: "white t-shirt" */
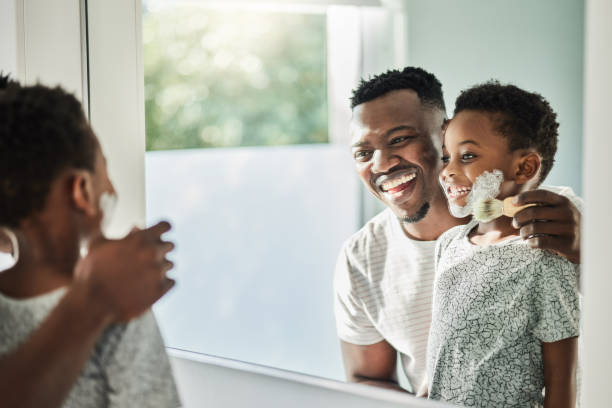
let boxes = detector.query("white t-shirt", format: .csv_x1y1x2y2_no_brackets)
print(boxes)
334,208,436,394
333,185,582,395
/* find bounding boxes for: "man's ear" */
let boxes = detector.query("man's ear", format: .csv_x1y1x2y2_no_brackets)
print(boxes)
71,171,97,216
515,152,541,185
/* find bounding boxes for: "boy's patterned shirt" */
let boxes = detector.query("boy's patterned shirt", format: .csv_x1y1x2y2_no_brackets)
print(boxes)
427,219,580,407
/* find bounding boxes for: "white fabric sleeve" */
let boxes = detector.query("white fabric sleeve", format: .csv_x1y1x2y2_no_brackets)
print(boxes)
541,185,583,213
333,246,383,345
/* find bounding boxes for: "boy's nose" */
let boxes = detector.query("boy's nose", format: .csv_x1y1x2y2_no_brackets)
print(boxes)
440,162,456,181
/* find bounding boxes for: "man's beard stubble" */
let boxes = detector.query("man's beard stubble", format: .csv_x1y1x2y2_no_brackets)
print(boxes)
399,202,430,224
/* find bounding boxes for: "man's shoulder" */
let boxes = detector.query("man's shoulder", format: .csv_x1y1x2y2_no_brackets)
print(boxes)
341,209,397,253
540,184,583,212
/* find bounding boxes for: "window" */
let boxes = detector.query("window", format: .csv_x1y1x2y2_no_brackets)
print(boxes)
143,4,329,150
143,0,364,380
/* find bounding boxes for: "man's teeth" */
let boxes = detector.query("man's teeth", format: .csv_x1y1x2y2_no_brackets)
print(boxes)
382,173,416,191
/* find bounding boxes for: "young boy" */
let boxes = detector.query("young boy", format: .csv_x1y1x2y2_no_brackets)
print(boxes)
0,78,181,407
427,82,580,407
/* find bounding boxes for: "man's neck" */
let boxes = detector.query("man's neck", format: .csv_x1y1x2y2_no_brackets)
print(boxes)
400,196,467,241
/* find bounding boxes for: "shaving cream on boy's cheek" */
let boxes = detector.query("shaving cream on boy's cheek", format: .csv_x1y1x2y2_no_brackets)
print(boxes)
0,227,19,267
446,169,504,219
99,192,118,235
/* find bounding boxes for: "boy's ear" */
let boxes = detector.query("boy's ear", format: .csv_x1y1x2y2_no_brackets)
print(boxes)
514,152,541,185
71,171,97,217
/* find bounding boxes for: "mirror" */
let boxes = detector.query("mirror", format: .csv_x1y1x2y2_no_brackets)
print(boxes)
139,0,583,396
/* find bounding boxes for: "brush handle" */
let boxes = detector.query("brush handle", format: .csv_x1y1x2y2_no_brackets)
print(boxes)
502,196,537,217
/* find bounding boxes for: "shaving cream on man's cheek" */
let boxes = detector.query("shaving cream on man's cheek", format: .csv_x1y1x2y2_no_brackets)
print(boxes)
446,169,504,219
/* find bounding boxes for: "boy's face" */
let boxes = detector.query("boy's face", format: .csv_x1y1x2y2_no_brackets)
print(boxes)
439,110,522,208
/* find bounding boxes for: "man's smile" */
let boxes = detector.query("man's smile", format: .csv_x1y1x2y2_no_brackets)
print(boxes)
375,169,419,202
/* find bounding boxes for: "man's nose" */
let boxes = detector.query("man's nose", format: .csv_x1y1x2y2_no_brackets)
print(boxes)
371,149,400,174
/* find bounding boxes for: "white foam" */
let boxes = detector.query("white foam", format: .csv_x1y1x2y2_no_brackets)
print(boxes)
447,169,504,218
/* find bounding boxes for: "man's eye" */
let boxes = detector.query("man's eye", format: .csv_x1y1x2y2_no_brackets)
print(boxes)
390,135,413,145
353,151,372,161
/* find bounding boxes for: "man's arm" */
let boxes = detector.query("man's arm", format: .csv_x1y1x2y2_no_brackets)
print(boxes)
0,221,175,408
513,190,581,264
340,339,406,392
542,337,578,408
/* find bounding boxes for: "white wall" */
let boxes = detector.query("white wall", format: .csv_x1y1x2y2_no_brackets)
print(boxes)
0,0,18,77
404,0,584,194
582,0,612,406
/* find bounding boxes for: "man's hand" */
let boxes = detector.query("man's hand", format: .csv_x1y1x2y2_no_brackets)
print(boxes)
512,190,581,264
74,221,176,323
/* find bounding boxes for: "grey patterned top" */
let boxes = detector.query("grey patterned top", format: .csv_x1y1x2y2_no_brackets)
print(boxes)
0,287,181,408
427,220,580,407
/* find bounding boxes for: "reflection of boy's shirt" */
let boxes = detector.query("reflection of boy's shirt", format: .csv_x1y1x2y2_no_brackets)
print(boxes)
427,219,580,407
0,288,181,408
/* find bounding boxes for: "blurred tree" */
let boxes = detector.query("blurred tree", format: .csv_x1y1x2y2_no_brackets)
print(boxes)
143,5,328,151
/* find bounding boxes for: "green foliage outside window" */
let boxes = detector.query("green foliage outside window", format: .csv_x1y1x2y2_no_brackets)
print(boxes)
143,6,329,151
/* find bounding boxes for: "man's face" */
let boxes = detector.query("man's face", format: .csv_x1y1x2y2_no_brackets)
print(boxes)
350,90,446,222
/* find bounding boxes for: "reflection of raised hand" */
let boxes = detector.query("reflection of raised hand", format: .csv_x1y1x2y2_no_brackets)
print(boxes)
512,190,581,264
74,221,177,324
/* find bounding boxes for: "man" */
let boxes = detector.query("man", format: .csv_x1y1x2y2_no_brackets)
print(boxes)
334,67,581,396
0,76,179,407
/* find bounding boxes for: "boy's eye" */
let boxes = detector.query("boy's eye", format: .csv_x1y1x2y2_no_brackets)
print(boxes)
353,150,372,161
441,155,450,164
461,153,476,161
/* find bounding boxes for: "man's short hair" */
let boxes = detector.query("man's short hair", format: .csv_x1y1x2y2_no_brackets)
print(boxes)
0,74,96,228
350,66,446,112
454,81,559,183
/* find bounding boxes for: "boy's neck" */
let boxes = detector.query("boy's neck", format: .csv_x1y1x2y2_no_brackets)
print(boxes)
469,215,519,246
0,230,78,299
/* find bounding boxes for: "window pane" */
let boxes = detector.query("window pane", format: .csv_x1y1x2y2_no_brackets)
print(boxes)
143,2,357,381
143,4,328,150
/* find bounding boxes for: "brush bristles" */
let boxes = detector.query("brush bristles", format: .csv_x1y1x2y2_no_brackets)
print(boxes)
473,198,504,222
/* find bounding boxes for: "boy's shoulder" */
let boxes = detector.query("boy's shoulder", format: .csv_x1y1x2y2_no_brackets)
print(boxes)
436,220,475,251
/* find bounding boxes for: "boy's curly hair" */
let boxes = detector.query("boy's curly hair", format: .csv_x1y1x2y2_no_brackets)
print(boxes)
454,81,559,183
0,73,96,228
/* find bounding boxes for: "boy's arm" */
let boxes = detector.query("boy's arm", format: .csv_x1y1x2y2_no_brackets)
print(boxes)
542,337,578,408
0,222,175,408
